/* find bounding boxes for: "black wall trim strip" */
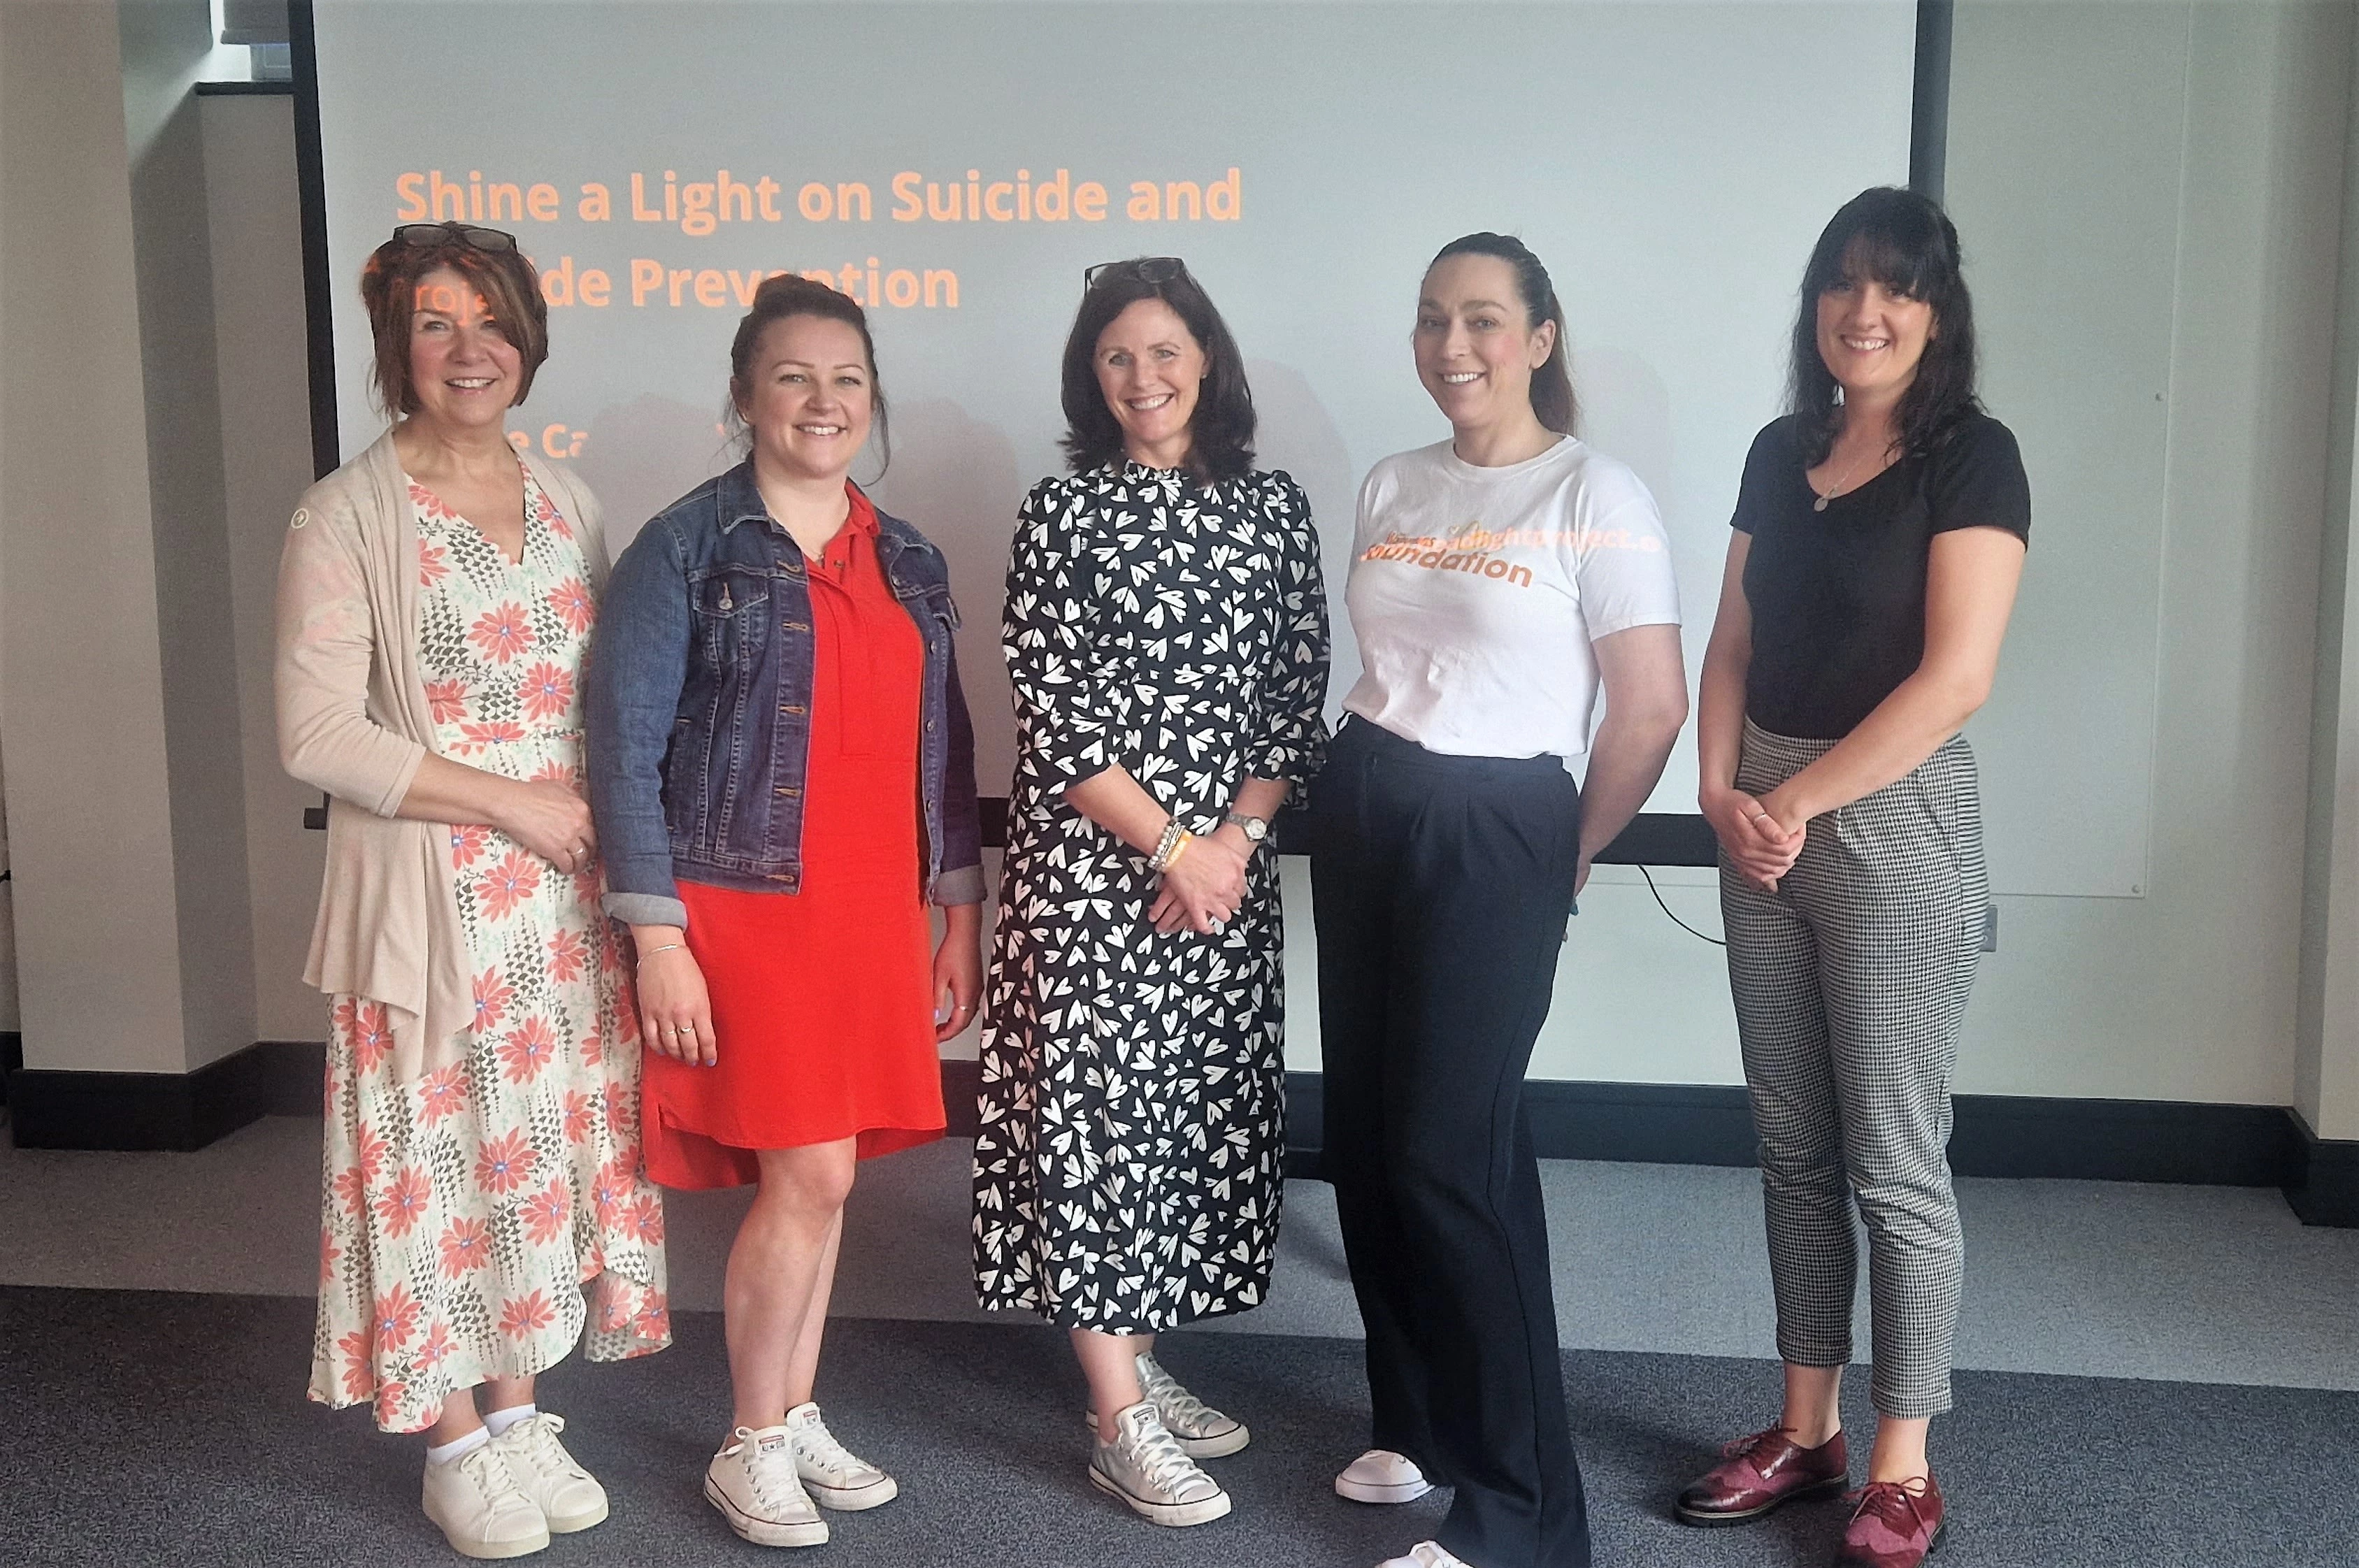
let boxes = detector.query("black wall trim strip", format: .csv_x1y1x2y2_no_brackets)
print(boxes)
193,80,294,97
288,0,338,480
0,1032,21,1109
975,797,1717,868
1910,0,1956,203
15,1048,2355,1226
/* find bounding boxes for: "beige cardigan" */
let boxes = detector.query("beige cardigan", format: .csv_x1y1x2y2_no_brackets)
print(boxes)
275,429,609,1083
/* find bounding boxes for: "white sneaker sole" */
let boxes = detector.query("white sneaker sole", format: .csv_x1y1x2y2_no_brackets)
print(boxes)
1335,1472,1435,1504
427,1518,551,1560
1084,1411,1252,1460
806,1472,899,1511
703,1476,829,1547
1088,1465,1233,1527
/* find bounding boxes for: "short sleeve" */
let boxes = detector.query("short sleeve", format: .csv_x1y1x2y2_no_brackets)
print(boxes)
1729,417,1797,536
1570,457,1682,638
1928,416,2032,545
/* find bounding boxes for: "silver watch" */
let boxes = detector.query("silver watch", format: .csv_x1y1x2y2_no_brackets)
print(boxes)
1223,812,1269,846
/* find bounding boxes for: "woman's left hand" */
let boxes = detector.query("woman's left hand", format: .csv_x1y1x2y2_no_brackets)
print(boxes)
933,903,984,1042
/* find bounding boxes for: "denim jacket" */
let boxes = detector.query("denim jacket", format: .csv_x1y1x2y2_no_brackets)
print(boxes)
586,461,984,928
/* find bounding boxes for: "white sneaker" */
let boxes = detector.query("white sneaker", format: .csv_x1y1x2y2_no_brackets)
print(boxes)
1089,1400,1233,1527
1082,1351,1252,1459
1377,1543,1479,1568
1338,1448,1435,1504
422,1443,551,1560
705,1425,829,1548
784,1401,898,1511
489,1412,609,1533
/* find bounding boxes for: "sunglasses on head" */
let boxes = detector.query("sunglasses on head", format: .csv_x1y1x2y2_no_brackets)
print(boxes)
389,222,518,254
1083,256,1191,289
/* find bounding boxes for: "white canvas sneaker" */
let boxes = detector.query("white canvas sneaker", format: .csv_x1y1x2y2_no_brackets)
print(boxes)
705,1425,829,1548
489,1412,609,1533
1089,1400,1233,1527
1082,1351,1252,1459
1337,1448,1436,1504
1377,1542,1479,1568
422,1443,550,1560
784,1402,898,1511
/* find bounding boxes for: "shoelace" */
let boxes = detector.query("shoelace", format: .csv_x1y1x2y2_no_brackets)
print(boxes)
1138,1357,1221,1433
1117,1410,1207,1495
456,1445,533,1509
792,1418,868,1479
1844,1476,1934,1537
740,1439,810,1513
502,1415,580,1479
1721,1424,1801,1462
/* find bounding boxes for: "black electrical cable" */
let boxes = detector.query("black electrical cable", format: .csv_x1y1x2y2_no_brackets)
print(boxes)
1637,864,1725,947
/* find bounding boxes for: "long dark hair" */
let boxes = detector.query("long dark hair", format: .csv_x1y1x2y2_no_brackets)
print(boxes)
726,273,890,475
1059,259,1256,484
1789,187,1981,463
1427,232,1577,435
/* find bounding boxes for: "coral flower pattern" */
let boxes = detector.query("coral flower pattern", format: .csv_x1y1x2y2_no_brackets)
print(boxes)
312,470,667,1434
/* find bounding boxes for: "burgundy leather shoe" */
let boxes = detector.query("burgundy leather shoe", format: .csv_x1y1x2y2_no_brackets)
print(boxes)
1835,1474,1945,1567
1675,1425,1849,1525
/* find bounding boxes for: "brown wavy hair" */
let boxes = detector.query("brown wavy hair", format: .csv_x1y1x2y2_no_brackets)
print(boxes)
359,232,548,416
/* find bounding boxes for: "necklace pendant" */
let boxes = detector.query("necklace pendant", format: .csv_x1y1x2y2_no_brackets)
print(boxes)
1813,494,1830,512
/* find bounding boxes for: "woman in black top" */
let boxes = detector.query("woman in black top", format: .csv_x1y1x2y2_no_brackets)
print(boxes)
1681,189,2029,1568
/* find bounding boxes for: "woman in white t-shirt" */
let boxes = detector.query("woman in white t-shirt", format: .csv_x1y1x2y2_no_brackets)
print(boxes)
1313,233,1688,1568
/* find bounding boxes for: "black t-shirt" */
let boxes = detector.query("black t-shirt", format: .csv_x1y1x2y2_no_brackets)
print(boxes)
1733,412,2030,740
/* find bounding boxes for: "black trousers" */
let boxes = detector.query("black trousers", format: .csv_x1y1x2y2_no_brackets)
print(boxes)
1310,717,1589,1568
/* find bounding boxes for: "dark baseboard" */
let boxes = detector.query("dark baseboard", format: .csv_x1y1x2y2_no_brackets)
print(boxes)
15,1040,2354,1225
2284,1115,2359,1227
6,1038,308,1152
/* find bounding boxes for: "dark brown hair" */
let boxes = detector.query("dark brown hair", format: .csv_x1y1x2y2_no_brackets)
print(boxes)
1426,233,1577,435
358,235,548,416
1790,187,1982,463
726,273,889,473
1059,260,1255,484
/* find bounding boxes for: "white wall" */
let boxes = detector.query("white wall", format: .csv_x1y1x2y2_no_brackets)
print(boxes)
1287,1,2359,1123
203,92,328,1045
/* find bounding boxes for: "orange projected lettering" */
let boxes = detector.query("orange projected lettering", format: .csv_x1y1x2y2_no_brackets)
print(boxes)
384,161,1236,315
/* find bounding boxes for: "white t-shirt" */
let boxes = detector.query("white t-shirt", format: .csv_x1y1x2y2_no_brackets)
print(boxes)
1342,436,1682,762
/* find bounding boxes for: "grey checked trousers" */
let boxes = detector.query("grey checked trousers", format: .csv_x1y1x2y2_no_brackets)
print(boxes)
1721,720,1987,1419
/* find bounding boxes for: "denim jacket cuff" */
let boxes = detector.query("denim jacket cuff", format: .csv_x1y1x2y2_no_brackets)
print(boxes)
930,864,986,907
602,889,689,930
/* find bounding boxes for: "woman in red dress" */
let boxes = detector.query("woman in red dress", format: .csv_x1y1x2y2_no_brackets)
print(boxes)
586,274,984,1549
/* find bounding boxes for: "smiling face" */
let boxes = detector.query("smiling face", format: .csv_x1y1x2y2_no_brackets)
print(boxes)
406,266,522,431
1413,253,1556,436
1093,297,1206,470
733,313,875,483
1815,261,1936,409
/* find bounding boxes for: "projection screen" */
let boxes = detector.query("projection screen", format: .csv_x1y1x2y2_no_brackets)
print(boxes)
312,0,1921,833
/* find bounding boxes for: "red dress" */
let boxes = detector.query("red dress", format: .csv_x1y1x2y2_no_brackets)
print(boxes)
642,485,945,1188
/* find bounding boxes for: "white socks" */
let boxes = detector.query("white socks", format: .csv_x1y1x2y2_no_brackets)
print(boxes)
426,1427,489,1467
484,1404,538,1438
426,1402,536,1465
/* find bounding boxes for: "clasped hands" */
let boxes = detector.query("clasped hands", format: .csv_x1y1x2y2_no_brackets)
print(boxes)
1705,785,1807,893
1147,826,1250,937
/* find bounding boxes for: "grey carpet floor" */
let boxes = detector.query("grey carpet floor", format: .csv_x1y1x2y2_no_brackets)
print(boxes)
3,1284,2353,1567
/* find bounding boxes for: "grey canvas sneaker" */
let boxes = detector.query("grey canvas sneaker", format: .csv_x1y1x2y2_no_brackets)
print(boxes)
1083,1351,1252,1459
1089,1399,1233,1527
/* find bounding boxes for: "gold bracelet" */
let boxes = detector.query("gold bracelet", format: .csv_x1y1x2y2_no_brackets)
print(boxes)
1161,831,1193,869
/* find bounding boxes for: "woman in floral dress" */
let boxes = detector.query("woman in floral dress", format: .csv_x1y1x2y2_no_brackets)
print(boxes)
277,224,666,1560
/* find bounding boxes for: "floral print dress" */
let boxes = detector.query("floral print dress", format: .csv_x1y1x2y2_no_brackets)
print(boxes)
310,471,670,1434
